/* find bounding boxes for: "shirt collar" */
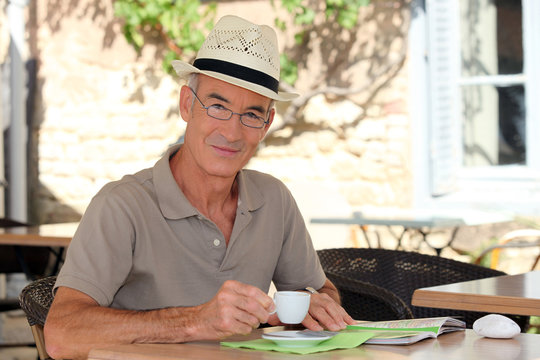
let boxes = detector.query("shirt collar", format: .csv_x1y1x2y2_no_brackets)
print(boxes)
154,144,197,220
154,144,265,219
236,169,265,213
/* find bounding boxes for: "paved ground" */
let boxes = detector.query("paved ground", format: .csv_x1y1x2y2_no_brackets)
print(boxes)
0,310,37,360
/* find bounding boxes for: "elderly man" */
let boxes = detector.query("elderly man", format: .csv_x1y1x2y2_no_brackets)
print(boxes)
44,15,354,359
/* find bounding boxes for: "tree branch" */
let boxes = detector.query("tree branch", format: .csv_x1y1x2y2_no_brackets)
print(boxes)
274,48,407,134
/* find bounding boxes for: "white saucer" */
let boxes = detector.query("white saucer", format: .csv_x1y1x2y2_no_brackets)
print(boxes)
262,331,335,348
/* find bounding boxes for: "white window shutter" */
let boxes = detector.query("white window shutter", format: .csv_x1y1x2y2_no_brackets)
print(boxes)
426,0,460,196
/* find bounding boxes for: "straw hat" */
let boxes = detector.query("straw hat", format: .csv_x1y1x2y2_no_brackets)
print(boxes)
172,15,298,101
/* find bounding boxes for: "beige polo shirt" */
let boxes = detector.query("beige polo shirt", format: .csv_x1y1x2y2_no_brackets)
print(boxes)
55,145,326,310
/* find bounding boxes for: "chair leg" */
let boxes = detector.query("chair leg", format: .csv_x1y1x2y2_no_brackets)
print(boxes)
30,325,50,360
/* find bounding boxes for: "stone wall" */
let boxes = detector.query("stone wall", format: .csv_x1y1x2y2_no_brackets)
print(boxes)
2,1,412,244
27,1,183,222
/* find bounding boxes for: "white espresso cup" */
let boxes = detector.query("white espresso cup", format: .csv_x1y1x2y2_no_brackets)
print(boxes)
271,291,311,324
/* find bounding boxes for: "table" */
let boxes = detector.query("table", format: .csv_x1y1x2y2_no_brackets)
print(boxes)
311,209,509,255
0,222,76,277
0,222,77,247
87,327,540,360
311,211,466,255
412,271,540,316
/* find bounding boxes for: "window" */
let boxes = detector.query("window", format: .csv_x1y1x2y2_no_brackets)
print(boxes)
410,0,540,214
460,0,524,167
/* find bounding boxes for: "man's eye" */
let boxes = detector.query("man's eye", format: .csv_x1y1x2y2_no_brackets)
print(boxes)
244,112,261,119
210,104,227,111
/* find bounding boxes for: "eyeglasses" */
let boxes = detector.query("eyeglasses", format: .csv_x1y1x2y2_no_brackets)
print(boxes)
189,88,269,129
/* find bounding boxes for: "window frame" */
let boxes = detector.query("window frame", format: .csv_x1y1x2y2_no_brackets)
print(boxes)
410,0,540,214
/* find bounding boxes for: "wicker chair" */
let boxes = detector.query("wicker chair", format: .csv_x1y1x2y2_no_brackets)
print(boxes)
317,248,529,331
19,276,57,360
325,271,413,321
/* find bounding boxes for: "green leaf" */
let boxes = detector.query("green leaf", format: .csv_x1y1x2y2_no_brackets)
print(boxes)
337,10,358,29
295,7,315,25
131,31,144,49
294,31,305,45
113,0,217,74
280,54,298,85
274,18,287,31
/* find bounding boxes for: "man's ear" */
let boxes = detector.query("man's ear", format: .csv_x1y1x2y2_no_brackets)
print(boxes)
179,85,193,123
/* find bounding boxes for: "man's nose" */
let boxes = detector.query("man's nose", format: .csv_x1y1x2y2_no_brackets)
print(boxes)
220,112,244,140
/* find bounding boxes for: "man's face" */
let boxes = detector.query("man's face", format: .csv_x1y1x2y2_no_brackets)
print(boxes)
179,75,275,180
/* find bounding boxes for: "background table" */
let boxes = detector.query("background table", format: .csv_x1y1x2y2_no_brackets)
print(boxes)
0,222,76,247
0,222,76,312
0,222,76,279
311,209,510,255
412,271,540,316
311,211,465,255
87,327,540,360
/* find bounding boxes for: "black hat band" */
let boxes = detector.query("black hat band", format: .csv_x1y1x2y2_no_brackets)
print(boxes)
193,58,279,94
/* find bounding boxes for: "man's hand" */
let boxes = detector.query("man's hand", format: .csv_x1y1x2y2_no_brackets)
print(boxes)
265,279,355,331
301,291,355,331
193,280,276,338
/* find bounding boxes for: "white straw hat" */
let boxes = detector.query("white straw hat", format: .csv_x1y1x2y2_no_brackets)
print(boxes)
172,15,298,101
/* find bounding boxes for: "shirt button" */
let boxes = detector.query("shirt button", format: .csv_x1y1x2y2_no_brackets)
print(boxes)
213,238,221,247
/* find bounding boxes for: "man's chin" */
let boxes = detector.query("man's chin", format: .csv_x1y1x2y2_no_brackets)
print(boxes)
205,168,242,180
204,159,247,179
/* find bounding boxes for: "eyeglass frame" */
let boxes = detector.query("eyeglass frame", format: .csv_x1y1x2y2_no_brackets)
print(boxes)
188,87,271,129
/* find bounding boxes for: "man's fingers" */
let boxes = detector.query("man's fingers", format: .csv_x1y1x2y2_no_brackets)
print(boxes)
226,281,274,310
343,310,356,325
311,307,342,331
220,280,273,323
302,313,324,331
230,307,263,331
307,293,353,331
234,294,272,324
322,300,350,328
266,313,281,326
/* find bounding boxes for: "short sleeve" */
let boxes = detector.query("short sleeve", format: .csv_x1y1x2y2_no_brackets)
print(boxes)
271,185,326,291
54,182,136,306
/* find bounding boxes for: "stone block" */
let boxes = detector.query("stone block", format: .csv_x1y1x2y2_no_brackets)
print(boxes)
355,119,386,140
304,94,364,127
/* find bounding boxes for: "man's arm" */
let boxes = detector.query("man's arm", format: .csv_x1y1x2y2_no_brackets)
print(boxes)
44,280,275,360
302,278,355,331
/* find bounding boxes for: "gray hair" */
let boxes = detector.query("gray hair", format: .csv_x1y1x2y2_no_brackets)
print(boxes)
187,73,199,107
187,73,199,91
